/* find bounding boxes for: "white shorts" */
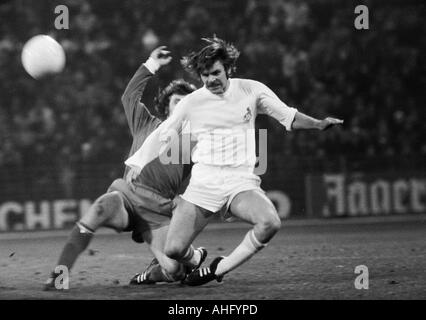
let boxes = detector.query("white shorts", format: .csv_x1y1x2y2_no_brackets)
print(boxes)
181,163,264,218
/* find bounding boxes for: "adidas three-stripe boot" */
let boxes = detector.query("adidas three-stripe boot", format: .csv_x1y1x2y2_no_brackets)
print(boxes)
183,256,224,286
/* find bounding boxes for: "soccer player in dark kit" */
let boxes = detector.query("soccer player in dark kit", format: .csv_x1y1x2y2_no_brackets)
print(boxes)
44,46,206,290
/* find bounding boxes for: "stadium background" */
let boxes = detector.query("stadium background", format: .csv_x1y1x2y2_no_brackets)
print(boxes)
0,0,425,232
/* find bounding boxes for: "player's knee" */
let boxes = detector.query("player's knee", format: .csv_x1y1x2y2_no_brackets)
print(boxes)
163,262,185,280
164,243,187,261
270,215,282,233
92,192,123,221
257,213,281,238
171,264,186,281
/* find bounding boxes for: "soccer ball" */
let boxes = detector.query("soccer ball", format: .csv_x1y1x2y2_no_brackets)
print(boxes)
21,35,66,79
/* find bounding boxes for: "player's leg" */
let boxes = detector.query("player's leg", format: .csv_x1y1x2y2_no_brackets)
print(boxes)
130,225,185,284
79,191,129,231
184,189,280,286
127,191,208,284
44,191,129,290
164,196,214,268
213,189,280,276
57,191,129,270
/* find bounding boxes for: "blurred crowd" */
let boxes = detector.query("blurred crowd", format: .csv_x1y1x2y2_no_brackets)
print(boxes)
0,0,424,177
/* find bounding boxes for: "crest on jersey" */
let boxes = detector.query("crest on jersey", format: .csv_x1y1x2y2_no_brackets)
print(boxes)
243,107,252,122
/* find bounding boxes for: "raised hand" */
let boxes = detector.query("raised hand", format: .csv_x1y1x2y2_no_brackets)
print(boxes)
150,46,172,67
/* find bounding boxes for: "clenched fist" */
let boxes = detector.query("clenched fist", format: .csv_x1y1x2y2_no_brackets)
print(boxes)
150,46,172,67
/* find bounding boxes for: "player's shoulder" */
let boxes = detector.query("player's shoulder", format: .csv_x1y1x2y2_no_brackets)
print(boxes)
187,86,205,98
230,78,266,93
179,86,206,105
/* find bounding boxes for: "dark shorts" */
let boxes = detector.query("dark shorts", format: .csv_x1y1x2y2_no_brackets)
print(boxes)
107,179,174,238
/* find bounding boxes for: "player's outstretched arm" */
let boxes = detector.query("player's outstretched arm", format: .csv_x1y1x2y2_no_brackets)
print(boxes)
125,125,163,177
254,81,343,131
291,111,344,131
124,101,188,176
121,46,172,135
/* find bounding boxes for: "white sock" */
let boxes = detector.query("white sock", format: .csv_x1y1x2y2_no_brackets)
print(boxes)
215,230,266,276
76,221,94,234
181,245,201,268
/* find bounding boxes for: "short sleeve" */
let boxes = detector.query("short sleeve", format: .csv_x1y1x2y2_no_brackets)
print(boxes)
254,81,298,131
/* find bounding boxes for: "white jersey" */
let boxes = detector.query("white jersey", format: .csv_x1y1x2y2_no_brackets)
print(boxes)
125,78,297,172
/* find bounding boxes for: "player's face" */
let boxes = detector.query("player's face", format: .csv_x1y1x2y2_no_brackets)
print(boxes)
200,60,230,95
168,93,186,116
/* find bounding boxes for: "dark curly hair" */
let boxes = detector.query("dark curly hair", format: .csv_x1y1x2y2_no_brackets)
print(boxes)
154,79,196,118
181,36,240,78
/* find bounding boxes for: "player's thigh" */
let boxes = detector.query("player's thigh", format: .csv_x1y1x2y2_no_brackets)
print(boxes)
79,192,129,232
103,203,129,231
165,197,214,253
229,189,279,225
143,225,181,274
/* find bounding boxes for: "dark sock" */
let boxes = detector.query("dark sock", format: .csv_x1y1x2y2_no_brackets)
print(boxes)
54,223,94,273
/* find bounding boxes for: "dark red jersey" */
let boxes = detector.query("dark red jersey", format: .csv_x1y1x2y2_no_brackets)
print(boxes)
121,64,193,199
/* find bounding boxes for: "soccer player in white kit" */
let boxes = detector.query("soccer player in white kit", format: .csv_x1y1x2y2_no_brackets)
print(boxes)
126,37,343,285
